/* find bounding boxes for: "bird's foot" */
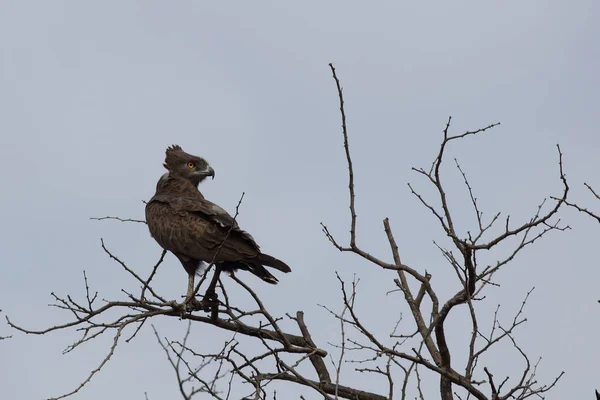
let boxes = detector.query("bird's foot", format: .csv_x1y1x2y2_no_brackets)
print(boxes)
180,294,219,316
201,292,219,319
182,296,204,313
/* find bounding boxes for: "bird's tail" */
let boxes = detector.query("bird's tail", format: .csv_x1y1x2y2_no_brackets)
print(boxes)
221,261,280,284
257,253,292,273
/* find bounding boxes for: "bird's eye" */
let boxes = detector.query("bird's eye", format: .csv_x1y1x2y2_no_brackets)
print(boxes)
187,162,195,169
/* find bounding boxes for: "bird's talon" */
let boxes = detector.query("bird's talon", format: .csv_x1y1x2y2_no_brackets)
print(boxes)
182,297,203,313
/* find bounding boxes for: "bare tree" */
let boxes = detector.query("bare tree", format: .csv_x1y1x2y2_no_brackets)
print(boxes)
5,64,594,399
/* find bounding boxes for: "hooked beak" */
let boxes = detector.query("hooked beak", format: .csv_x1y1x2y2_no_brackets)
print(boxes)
204,166,215,180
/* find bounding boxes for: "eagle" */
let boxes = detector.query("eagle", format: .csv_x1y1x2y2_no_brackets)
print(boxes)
145,145,291,305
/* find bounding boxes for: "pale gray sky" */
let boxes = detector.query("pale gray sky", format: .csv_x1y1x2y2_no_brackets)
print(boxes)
1,2,599,399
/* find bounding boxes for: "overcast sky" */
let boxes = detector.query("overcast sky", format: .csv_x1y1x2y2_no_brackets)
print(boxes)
1,2,599,399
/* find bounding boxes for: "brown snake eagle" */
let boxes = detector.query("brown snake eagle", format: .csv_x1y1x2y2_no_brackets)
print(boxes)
145,145,291,304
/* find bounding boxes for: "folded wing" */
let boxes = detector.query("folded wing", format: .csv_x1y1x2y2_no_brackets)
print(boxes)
146,194,291,282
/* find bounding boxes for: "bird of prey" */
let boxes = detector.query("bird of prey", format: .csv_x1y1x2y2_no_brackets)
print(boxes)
145,145,291,305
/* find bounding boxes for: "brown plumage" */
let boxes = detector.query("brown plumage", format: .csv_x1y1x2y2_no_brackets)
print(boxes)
145,145,291,303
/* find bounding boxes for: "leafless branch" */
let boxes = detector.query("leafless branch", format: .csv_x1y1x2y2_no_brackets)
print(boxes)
558,182,600,223
90,215,147,224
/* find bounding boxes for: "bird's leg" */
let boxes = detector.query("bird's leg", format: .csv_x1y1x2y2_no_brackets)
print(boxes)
203,264,221,300
202,264,222,315
183,272,201,311
186,273,195,302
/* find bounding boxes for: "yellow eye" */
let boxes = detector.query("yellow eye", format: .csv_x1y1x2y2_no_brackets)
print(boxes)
187,162,195,169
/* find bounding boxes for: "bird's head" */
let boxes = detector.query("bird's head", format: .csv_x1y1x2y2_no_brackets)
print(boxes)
163,145,215,186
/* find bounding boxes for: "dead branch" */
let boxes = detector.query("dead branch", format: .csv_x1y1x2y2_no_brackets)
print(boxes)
90,215,147,224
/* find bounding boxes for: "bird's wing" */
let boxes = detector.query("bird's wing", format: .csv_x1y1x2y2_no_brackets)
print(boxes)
168,196,259,247
170,196,239,228
147,195,261,262
145,199,209,258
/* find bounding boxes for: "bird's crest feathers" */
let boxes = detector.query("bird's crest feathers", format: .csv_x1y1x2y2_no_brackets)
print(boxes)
164,144,191,171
